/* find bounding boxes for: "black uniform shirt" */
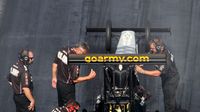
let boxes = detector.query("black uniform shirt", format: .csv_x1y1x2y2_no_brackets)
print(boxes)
7,61,33,94
154,49,179,86
53,47,80,84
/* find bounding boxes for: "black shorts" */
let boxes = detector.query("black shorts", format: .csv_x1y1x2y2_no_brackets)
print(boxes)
57,81,75,107
13,94,35,112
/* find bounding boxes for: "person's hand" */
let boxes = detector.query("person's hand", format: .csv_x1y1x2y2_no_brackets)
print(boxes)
52,78,57,89
28,100,35,111
88,69,96,79
135,65,144,74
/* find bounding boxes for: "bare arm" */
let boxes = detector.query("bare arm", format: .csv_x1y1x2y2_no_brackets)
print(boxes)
73,76,90,83
141,69,161,76
23,87,35,102
73,69,96,83
23,87,35,111
52,63,58,88
135,65,161,77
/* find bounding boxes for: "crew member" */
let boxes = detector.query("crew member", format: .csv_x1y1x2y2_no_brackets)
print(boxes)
135,38,180,112
7,49,35,112
52,42,96,107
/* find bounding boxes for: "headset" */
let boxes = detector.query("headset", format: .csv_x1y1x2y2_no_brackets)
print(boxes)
18,49,29,64
151,38,165,53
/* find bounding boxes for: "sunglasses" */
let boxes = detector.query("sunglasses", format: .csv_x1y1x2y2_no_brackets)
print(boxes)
29,57,34,60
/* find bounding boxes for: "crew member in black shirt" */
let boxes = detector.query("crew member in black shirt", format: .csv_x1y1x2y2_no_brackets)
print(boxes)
52,42,96,107
135,38,180,112
7,49,35,112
